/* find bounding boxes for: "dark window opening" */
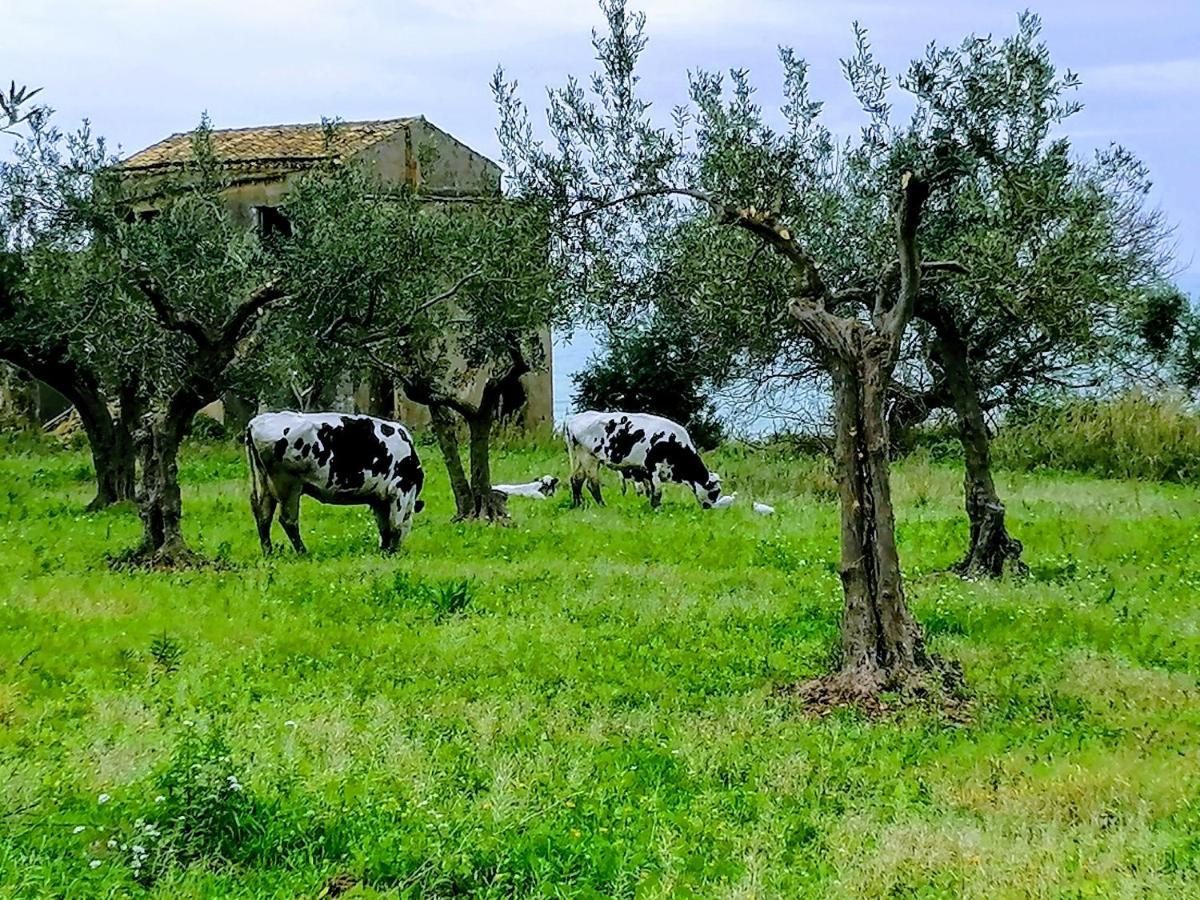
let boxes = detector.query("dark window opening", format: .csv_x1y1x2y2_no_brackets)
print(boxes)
124,208,160,223
253,205,292,238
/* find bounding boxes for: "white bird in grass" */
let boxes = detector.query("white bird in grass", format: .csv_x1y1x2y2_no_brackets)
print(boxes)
711,492,737,509
753,502,775,516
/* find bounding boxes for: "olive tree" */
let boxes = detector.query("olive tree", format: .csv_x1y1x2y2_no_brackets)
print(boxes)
1,100,140,508
278,160,561,521
881,17,1174,576
493,0,1090,700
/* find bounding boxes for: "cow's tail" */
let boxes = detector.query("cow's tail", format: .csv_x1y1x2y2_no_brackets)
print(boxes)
245,427,267,506
561,418,579,475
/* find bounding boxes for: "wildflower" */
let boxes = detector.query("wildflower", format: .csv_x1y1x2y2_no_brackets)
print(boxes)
227,775,243,792
97,793,110,805
72,825,86,834
106,839,117,849
154,795,165,804
285,720,297,729
89,859,101,869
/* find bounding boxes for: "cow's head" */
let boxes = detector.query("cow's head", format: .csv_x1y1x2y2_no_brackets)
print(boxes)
538,475,560,496
692,471,723,509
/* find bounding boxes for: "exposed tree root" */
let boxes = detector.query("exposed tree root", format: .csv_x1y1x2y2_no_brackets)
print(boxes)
778,655,969,721
108,540,212,571
453,489,511,524
953,513,1029,579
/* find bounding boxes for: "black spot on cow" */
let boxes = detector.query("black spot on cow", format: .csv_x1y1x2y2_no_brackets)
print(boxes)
606,421,645,464
645,433,708,487
299,442,311,459
273,437,289,462
313,416,394,491
392,453,424,496
283,428,290,435
380,423,395,437
293,436,304,450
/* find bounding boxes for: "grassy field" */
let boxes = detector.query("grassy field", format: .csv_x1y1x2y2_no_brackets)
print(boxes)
1,433,1199,897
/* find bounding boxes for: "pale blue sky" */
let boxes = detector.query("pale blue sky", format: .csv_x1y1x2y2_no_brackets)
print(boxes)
5,1,1197,412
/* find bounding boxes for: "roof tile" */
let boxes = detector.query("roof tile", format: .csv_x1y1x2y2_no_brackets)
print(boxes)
120,118,417,171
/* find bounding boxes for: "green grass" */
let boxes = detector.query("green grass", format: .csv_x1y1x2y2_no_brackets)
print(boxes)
1,434,1199,897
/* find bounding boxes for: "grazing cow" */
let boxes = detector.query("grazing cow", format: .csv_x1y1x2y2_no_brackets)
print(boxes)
493,475,560,499
563,411,724,509
245,411,424,554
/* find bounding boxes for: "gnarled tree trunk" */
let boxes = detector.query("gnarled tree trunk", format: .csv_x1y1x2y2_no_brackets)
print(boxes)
426,401,508,522
466,410,509,521
130,412,195,567
928,312,1026,578
0,344,137,510
74,391,136,511
430,404,474,519
823,347,931,699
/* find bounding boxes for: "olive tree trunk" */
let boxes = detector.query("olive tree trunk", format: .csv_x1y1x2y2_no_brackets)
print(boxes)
426,401,508,522
74,387,136,511
928,312,1026,577
0,343,137,510
130,411,195,566
825,349,931,696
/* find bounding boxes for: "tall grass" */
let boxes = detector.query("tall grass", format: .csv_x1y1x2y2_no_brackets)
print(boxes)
992,391,1200,482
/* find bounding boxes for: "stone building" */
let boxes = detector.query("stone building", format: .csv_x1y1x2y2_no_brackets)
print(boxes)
119,117,553,430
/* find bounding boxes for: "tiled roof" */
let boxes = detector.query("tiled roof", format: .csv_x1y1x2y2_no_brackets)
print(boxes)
120,118,419,172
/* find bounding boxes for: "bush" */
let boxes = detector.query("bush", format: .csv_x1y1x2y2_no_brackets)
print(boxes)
188,415,231,443
992,391,1200,482
572,326,725,449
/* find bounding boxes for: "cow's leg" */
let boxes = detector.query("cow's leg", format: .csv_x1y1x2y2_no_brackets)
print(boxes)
372,501,396,553
391,497,415,552
251,490,277,555
278,487,307,554
648,472,663,509
587,477,604,506
570,475,585,508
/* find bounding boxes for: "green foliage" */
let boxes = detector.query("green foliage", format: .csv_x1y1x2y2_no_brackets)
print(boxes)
993,391,1200,482
148,632,184,676
187,415,230,443
572,322,725,448
3,439,1200,895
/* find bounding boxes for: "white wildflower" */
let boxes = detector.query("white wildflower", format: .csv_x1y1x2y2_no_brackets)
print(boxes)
226,775,243,792
72,825,86,834
89,859,101,869
154,795,165,804
284,720,297,729
97,793,110,805
106,839,117,849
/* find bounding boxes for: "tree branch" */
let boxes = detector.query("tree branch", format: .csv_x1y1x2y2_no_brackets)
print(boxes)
221,280,288,345
883,171,931,340
365,348,480,419
128,266,214,347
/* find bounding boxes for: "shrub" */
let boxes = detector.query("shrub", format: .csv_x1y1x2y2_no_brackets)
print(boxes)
992,391,1200,482
188,415,230,443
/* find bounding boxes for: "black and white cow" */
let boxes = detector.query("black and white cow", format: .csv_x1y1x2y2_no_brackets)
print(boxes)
563,411,723,509
245,411,424,554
